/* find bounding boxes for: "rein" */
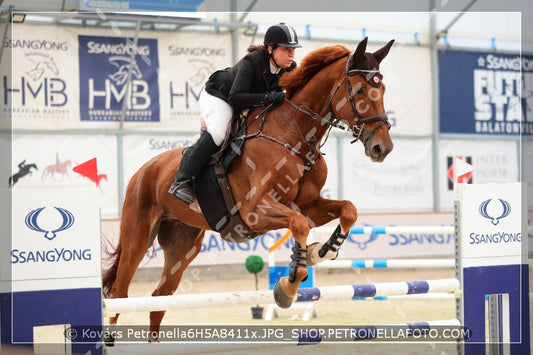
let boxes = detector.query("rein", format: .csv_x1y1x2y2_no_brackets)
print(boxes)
230,53,391,182
268,52,392,148
235,105,317,172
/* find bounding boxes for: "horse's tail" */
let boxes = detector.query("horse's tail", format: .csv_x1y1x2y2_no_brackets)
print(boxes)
102,238,122,298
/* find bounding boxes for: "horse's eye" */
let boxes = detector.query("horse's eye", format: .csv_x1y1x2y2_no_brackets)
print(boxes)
355,87,364,95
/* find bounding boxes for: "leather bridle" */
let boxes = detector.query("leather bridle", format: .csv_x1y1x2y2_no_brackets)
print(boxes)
326,53,391,144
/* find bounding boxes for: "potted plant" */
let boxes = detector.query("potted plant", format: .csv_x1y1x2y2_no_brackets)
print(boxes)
245,255,264,319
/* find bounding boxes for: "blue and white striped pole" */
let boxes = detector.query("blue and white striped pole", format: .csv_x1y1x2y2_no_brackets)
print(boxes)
104,278,460,315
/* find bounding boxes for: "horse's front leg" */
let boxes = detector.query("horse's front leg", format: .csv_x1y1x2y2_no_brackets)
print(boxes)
301,196,358,266
246,197,310,309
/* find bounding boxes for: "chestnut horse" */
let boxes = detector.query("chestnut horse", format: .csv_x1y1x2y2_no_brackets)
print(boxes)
103,38,394,341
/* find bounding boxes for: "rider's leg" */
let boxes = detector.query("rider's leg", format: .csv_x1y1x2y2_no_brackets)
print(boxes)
168,90,232,204
168,131,219,204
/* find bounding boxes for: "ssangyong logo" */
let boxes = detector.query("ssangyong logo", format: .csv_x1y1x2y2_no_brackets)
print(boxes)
13,206,91,265
479,198,511,225
25,206,74,240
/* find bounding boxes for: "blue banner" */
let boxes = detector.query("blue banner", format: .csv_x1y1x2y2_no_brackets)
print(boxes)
80,0,204,11
78,35,160,122
438,50,533,135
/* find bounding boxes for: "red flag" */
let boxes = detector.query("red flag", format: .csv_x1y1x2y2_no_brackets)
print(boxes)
73,158,98,184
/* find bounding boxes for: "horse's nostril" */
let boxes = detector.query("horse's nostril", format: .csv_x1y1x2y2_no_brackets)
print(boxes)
372,145,382,156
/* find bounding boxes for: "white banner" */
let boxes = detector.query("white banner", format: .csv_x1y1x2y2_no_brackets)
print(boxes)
340,137,434,211
5,24,231,132
318,135,339,200
122,134,196,195
154,32,232,132
459,183,524,266
377,44,432,136
0,134,10,188
276,39,432,137
102,211,455,268
438,139,519,211
6,24,431,137
524,140,533,209
11,189,101,291
11,134,118,218
6,24,83,130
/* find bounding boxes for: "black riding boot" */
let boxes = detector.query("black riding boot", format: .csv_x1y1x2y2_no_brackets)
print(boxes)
168,132,220,204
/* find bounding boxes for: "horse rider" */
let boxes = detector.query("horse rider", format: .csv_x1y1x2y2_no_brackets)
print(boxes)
169,23,302,204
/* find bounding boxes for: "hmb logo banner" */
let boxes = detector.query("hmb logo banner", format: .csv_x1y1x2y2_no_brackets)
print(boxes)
2,24,76,127
439,50,533,135
78,35,160,122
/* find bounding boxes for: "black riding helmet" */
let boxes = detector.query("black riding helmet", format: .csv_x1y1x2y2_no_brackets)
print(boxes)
264,23,302,48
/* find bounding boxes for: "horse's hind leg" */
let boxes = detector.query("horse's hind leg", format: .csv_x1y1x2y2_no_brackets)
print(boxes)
148,220,204,342
107,218,160,328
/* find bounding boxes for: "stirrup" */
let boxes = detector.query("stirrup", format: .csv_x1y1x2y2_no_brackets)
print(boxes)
168,180,193,204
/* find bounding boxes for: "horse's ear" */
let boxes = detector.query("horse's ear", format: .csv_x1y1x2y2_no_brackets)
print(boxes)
372,39,395,64
350,37,368,68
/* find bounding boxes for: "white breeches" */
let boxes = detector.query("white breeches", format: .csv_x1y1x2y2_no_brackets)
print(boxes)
199,89,234,146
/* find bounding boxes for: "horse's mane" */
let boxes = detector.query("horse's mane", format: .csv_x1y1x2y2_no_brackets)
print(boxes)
280,45,350,98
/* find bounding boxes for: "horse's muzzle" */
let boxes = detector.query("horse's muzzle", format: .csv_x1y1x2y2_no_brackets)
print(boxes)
366,139,393,162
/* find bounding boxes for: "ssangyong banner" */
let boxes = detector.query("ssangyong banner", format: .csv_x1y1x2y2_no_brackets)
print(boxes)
5,24,162,130
101,211,456,268
458,183,524,265
155,32,232,132
5,24,81,130
121,134,196,196
78,35,160,123
11,189,101,291
439,49,533,135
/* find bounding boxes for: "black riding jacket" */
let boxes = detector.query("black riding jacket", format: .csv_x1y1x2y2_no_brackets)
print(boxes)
204,49,296,112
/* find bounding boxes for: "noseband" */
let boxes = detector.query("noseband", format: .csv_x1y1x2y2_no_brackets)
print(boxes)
328,53,391,144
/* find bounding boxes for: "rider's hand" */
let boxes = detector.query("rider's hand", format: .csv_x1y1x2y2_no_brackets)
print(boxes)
265,91,285,105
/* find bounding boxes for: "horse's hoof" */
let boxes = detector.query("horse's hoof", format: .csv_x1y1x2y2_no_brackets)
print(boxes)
307,242,337,265
306,242,320,266
104,333,115,347
273,279,295,309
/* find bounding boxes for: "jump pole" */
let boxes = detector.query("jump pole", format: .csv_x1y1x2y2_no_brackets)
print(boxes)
316,258,456,269
311,225,454,237
103,278,460,315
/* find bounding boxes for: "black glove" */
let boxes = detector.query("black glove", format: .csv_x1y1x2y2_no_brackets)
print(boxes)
265,91,285,105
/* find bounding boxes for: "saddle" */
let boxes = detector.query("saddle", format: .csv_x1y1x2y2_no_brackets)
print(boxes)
194,112,261,243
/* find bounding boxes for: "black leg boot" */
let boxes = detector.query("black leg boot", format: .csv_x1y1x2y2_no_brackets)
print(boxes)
168,132,220,204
